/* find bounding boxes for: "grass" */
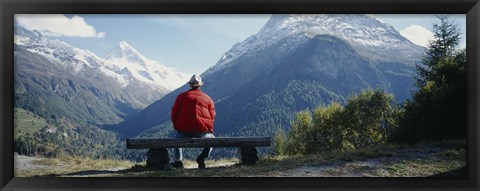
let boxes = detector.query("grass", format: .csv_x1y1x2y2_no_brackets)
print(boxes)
439,148,466,160
15,139,467,177
14,107,49,139
387,158,465,177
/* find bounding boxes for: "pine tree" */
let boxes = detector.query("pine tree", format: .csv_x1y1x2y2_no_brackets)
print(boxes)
416,14,461,87
396,15,466,144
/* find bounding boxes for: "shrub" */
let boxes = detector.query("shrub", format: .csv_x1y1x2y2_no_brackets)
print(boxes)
283,89,398,156
273,128,287,156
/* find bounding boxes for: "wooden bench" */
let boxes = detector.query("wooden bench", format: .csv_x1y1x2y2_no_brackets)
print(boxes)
126,137,271,170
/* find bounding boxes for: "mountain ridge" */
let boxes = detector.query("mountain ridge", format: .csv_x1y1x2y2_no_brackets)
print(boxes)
14,26,189,126
105,41,190,90
205,14,424,77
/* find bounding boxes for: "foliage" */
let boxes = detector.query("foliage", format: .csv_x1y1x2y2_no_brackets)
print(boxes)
310,102,346,152
281,89,398,155
395,15,466,144
343,90,398,148
417,15,461,87
13,110,146,162
272,128,287,156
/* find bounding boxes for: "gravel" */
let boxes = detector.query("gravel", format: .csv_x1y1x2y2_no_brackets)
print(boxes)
14,152,45,172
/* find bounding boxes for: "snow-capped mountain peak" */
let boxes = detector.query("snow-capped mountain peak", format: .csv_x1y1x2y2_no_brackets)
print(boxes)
15,26,189,92
119,40,130,48
104,41,190,90
106,41,150,66
204,14,426,76
261,14,409,48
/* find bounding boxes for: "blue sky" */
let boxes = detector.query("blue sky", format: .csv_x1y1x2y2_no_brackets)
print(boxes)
15,14,466,75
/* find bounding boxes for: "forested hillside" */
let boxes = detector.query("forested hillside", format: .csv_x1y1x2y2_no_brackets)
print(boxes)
14,107,145,161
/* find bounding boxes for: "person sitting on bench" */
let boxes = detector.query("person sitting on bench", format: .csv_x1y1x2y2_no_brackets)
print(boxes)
171,74,216,169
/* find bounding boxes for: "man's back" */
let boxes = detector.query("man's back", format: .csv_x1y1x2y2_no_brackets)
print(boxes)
171,74,216,169
171,89,215,133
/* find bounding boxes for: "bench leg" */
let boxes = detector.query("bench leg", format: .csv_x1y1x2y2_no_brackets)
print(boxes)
146,148,170,170
238,146,259,165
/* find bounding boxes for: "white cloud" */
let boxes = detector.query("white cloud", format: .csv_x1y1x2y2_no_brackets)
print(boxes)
16,14,106,38
399,24,434,47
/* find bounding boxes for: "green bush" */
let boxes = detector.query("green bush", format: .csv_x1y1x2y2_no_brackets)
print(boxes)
311,102,347,152
285,110,313,155
282,89,398,156
273,128,287,156
343,90,397,148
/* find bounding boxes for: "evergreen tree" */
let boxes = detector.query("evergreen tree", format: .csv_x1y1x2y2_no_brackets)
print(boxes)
416,14,461,88
395,15,466,144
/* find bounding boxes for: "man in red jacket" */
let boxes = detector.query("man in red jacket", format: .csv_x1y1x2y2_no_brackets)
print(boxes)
171,74,215,169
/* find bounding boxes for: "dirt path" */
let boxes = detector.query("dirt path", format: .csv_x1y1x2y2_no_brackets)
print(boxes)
263,158,392,177
14,153,45,172
252,146,462,177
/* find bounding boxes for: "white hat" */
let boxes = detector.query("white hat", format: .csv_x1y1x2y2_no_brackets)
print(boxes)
187,74,204,87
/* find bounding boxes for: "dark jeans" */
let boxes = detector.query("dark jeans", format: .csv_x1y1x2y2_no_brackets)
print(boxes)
173,131,214,162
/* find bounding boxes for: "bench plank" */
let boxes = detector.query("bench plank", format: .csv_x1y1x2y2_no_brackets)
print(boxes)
126,137,271,149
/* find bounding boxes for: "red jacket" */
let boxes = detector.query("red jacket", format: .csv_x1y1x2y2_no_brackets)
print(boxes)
171,89,215,133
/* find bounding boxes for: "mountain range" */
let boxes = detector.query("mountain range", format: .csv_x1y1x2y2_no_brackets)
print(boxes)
108,14,426,139
14,26,189,125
